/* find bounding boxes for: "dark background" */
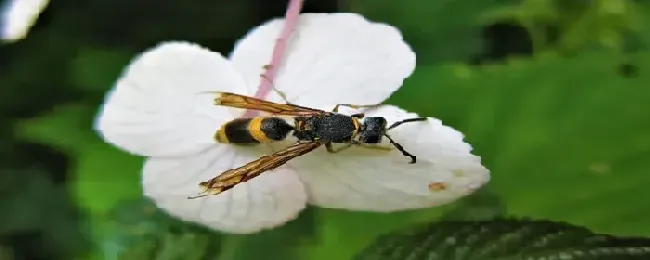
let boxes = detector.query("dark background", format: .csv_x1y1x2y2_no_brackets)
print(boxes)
1,0,649,259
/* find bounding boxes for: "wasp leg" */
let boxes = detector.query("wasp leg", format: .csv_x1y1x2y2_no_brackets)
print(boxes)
325,142,354,153
350,113,365,118
260,71,289,103
272,86,289,104
332,103,382,113
326,141,390,154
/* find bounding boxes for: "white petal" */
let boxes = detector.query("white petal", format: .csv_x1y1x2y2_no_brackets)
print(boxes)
1,0,49,41
95,41,248,157
290,105,490,211
142,145,307,234
229,13,415,107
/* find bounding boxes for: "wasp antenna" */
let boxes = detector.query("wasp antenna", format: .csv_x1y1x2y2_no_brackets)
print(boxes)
383,133,416,164
387,117,428,131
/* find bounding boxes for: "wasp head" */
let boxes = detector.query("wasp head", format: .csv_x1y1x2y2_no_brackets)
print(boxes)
359,117,387,143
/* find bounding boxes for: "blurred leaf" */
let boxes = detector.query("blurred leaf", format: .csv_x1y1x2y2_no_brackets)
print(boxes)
305,206,454,260
304,186,502,260
70,46,134,92
441,186,507,221
50,0,252,52
349,0,519,64
0,169,57,234
632,1,650,51
16,104,143,216
555,0,641,52
483,0,643,52
220,207,318,260
0,168,89,259
0,245,14,260
480,0,558,51
16,104,93,152
102,198,222,260
16,103,142,260
355,219,650,260
389,50,650,236
0,29,79,119
74,142,143,215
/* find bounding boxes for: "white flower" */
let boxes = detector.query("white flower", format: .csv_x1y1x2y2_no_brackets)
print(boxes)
94,13,490,234
1,0,49,42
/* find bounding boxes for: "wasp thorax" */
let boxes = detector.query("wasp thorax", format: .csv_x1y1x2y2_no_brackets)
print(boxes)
293,114,357,143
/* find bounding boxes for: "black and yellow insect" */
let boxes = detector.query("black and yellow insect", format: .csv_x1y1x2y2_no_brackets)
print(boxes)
188,91,427,199
215,117,294,144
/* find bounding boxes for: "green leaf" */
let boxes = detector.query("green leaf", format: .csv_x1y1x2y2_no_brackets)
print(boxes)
16,103,144,260
348,0,519,64
389,50,650,236
483,0,643,52
16,104,143,216
355,219,650,260
15,104,94,152
631,1,650,51
74,142,144,215
0,168,90,259
0,30,78,119
0,245,13,260
219,207,318,260
69,46,134,92
305,207,453,260
479,0,558,52
441,186,507,221
554,0,641,52
102,199,222,260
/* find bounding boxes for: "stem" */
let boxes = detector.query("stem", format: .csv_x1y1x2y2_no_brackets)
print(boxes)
243,0,304,117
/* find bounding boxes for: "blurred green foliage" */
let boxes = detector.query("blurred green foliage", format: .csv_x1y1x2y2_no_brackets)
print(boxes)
2,0,650,259
356,219,650,259
391,50,650,235
101,199,223,260
350,0,520,63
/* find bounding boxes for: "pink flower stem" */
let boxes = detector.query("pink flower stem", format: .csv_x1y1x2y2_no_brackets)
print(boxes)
243,0,304,117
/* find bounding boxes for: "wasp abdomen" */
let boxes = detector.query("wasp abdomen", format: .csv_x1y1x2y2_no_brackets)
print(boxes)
260,117,294,141
216,117,293,144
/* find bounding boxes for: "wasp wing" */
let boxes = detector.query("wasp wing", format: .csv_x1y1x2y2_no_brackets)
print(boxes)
194,142,321,197
213,91,326,116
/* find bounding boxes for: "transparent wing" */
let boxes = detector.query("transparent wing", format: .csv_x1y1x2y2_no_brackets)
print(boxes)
214,91,325,116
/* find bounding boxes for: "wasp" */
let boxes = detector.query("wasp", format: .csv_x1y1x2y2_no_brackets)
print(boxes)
188,91,427,199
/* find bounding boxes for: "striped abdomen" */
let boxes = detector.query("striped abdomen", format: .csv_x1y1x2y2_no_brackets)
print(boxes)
215,117,294,144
